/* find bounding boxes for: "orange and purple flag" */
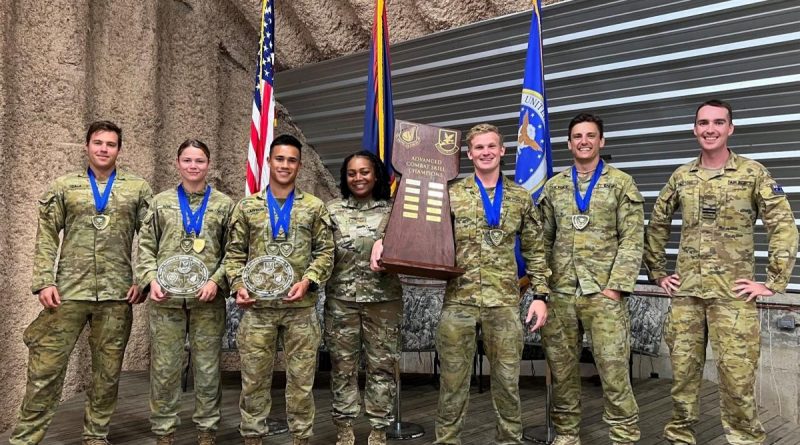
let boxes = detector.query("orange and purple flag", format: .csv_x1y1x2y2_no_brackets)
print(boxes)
362,0,395,189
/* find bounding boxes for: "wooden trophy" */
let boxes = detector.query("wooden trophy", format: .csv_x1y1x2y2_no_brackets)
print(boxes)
380,120,465,279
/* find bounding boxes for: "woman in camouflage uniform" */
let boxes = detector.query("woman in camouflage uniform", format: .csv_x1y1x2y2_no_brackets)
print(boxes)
137,139,234,445
326,151,403,445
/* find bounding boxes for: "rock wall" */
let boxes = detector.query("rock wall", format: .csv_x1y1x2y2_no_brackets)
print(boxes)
0,0,559,433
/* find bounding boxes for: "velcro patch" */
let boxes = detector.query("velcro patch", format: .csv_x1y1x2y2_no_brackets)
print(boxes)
772,184,785,195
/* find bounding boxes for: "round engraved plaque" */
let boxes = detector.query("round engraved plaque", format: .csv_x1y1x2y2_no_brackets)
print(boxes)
157,255,209,296
242,255,295,298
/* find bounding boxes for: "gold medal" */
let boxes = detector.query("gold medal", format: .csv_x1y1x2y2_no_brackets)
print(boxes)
92,214,110,230
192,238,206,253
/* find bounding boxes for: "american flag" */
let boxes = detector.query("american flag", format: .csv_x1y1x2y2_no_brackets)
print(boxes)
246,0,275,195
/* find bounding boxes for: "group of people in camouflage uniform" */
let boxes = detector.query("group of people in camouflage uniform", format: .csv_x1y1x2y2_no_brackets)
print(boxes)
9,98,797,445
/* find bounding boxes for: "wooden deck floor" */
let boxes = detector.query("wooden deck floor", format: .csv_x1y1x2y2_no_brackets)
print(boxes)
3,371,800,444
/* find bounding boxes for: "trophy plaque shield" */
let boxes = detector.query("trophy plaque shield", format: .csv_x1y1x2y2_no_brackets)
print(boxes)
380,120,465,279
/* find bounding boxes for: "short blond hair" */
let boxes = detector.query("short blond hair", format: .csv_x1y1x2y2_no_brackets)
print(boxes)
465,123,502,148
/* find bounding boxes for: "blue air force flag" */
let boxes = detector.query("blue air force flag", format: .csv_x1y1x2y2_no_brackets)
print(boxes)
514,0,552,278
514,0,552,202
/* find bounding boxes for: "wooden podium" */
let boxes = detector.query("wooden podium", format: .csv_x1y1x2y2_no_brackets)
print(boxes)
380,120,465,279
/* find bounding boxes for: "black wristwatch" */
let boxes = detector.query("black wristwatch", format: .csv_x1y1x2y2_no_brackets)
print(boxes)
307,279,319,292
532,293,549,303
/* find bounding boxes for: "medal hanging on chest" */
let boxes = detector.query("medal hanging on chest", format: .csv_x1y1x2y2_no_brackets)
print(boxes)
177,184,212,253
571,159,604,230
88,168,116,230
266,186,296,256
475,175,505,247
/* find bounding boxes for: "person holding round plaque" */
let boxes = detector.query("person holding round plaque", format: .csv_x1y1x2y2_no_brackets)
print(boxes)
136,139,234,445
10,121,152,445
224,134,334,445
373,123,550,445
325,150,402,445
534,113,644,445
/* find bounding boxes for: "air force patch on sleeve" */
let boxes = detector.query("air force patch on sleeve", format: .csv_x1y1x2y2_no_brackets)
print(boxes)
772,184,785,195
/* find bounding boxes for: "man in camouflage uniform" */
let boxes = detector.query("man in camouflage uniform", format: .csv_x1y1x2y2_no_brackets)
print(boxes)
10,121,152,445
435,123,550,445
644,99,798,445
537,113,643,445
225,134,334,445
326,168,403,445
137,139,235,445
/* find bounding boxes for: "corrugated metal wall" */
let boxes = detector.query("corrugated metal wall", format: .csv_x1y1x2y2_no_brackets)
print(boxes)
276,0,800,290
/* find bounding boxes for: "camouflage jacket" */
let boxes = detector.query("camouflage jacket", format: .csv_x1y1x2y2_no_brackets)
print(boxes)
326,197,402,303
137,186,234,308
224,188,334,308
446,175,550,307
32,169,152,300
539,164,644,296
644,151,798,298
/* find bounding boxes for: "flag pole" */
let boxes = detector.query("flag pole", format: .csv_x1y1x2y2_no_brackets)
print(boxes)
516,1,554,442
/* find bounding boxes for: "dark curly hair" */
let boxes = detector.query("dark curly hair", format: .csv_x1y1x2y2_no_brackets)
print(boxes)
339,150,392,201
568,112,604,139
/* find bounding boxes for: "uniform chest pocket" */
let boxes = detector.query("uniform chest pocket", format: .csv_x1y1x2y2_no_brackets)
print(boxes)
65,186,97,215
202,208,228,238
451,195,475,241
676,180,699,225
499,201,522,235
588,184,617,226
723,181,755,224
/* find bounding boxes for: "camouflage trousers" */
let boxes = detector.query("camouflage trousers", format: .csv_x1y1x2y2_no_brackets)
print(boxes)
148,302,225,435
325,297,402,429
540,292,640,443
10,300,132,445
434,304,523,445
237,306,321,439
664,296,764,445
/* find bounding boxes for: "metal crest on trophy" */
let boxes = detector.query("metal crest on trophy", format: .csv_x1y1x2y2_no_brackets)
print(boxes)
379,120,465,279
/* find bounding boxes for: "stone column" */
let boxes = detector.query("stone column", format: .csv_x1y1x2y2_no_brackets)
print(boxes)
0,0,91,431
88,0,161,371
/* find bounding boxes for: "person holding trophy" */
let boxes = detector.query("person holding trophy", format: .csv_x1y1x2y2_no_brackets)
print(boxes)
137,139,234,445
224,134,334,445
325,150,402,445
372,123,550,445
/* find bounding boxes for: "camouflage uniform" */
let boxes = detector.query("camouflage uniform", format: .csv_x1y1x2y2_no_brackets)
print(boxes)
435,175,550,445
224,188,334,440
644,152,798,445
538,164,644,443
136,186,234,437
325,197,403,430
11,169,151,444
